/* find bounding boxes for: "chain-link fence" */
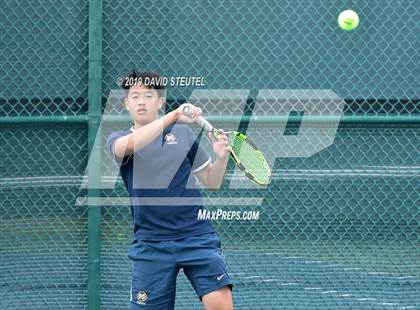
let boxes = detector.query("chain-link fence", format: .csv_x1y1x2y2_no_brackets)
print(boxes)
1,1,419,309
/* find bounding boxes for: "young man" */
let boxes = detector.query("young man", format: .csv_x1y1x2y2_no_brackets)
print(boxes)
106,71,233,309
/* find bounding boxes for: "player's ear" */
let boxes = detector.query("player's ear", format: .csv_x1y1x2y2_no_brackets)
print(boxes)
158,96,164,109
124,97,130,111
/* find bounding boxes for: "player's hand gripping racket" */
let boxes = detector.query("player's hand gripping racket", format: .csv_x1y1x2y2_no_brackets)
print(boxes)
183,105,272,185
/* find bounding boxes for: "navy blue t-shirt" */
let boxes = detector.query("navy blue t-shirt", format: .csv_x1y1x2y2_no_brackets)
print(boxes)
106,124,215,241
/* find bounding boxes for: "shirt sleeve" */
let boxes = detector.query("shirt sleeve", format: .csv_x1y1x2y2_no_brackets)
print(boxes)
186,127,212,173
106,130,132,165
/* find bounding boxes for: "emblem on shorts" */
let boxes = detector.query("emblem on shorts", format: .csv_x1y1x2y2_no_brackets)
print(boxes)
136,290,148,305
217,274,225,281
165,133,177,144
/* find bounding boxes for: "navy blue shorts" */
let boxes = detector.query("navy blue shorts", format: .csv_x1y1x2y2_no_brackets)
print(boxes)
128,232,233,309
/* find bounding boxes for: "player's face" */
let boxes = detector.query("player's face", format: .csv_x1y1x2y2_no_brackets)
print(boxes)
125,85,163,125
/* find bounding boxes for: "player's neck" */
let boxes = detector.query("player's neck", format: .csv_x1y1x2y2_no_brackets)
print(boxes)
133,117,158,130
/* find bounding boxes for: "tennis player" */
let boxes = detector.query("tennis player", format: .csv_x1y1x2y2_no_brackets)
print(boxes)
107,71,233,309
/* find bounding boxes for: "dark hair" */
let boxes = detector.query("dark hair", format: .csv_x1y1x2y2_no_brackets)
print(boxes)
121,70,166,97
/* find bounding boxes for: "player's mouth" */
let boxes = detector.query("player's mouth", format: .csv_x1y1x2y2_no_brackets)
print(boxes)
137,108,147,114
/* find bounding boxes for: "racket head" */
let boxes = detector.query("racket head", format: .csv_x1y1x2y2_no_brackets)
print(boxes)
218,130,271,185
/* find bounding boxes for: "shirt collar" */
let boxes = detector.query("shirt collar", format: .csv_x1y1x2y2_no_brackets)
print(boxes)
130,123,175,133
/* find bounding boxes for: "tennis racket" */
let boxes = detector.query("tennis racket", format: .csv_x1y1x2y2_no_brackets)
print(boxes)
183,105,272,185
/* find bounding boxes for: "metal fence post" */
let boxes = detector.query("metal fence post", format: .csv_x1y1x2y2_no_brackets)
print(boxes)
88,0,102,309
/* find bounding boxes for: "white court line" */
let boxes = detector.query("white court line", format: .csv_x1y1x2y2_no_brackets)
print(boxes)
396,276,416,280
261,252,286,255
320,290,339,294
319,264,342,268
284,256,304,260
319,290,416,310
243,269,416,309
256,256,419,309
367,165,420,169
241,255,419,292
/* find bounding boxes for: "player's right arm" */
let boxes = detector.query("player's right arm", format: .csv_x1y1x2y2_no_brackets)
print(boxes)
113,104,202,159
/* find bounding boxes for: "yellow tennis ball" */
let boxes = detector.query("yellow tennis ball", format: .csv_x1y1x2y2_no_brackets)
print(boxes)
338,10,359,31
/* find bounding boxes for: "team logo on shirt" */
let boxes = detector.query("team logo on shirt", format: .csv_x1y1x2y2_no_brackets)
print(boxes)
165,133,177,144
136,290,148,305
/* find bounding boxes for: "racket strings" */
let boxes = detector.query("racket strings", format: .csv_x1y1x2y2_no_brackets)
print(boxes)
231,133,271,184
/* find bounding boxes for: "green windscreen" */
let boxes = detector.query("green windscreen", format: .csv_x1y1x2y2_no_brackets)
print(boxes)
1,0,419,309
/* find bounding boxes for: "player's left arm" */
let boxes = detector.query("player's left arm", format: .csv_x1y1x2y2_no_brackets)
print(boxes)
195,130,232,190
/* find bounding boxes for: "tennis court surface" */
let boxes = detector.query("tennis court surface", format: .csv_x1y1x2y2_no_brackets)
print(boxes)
1,0,419,309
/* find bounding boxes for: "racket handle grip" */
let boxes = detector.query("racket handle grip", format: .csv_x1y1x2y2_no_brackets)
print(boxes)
182,104,214,132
